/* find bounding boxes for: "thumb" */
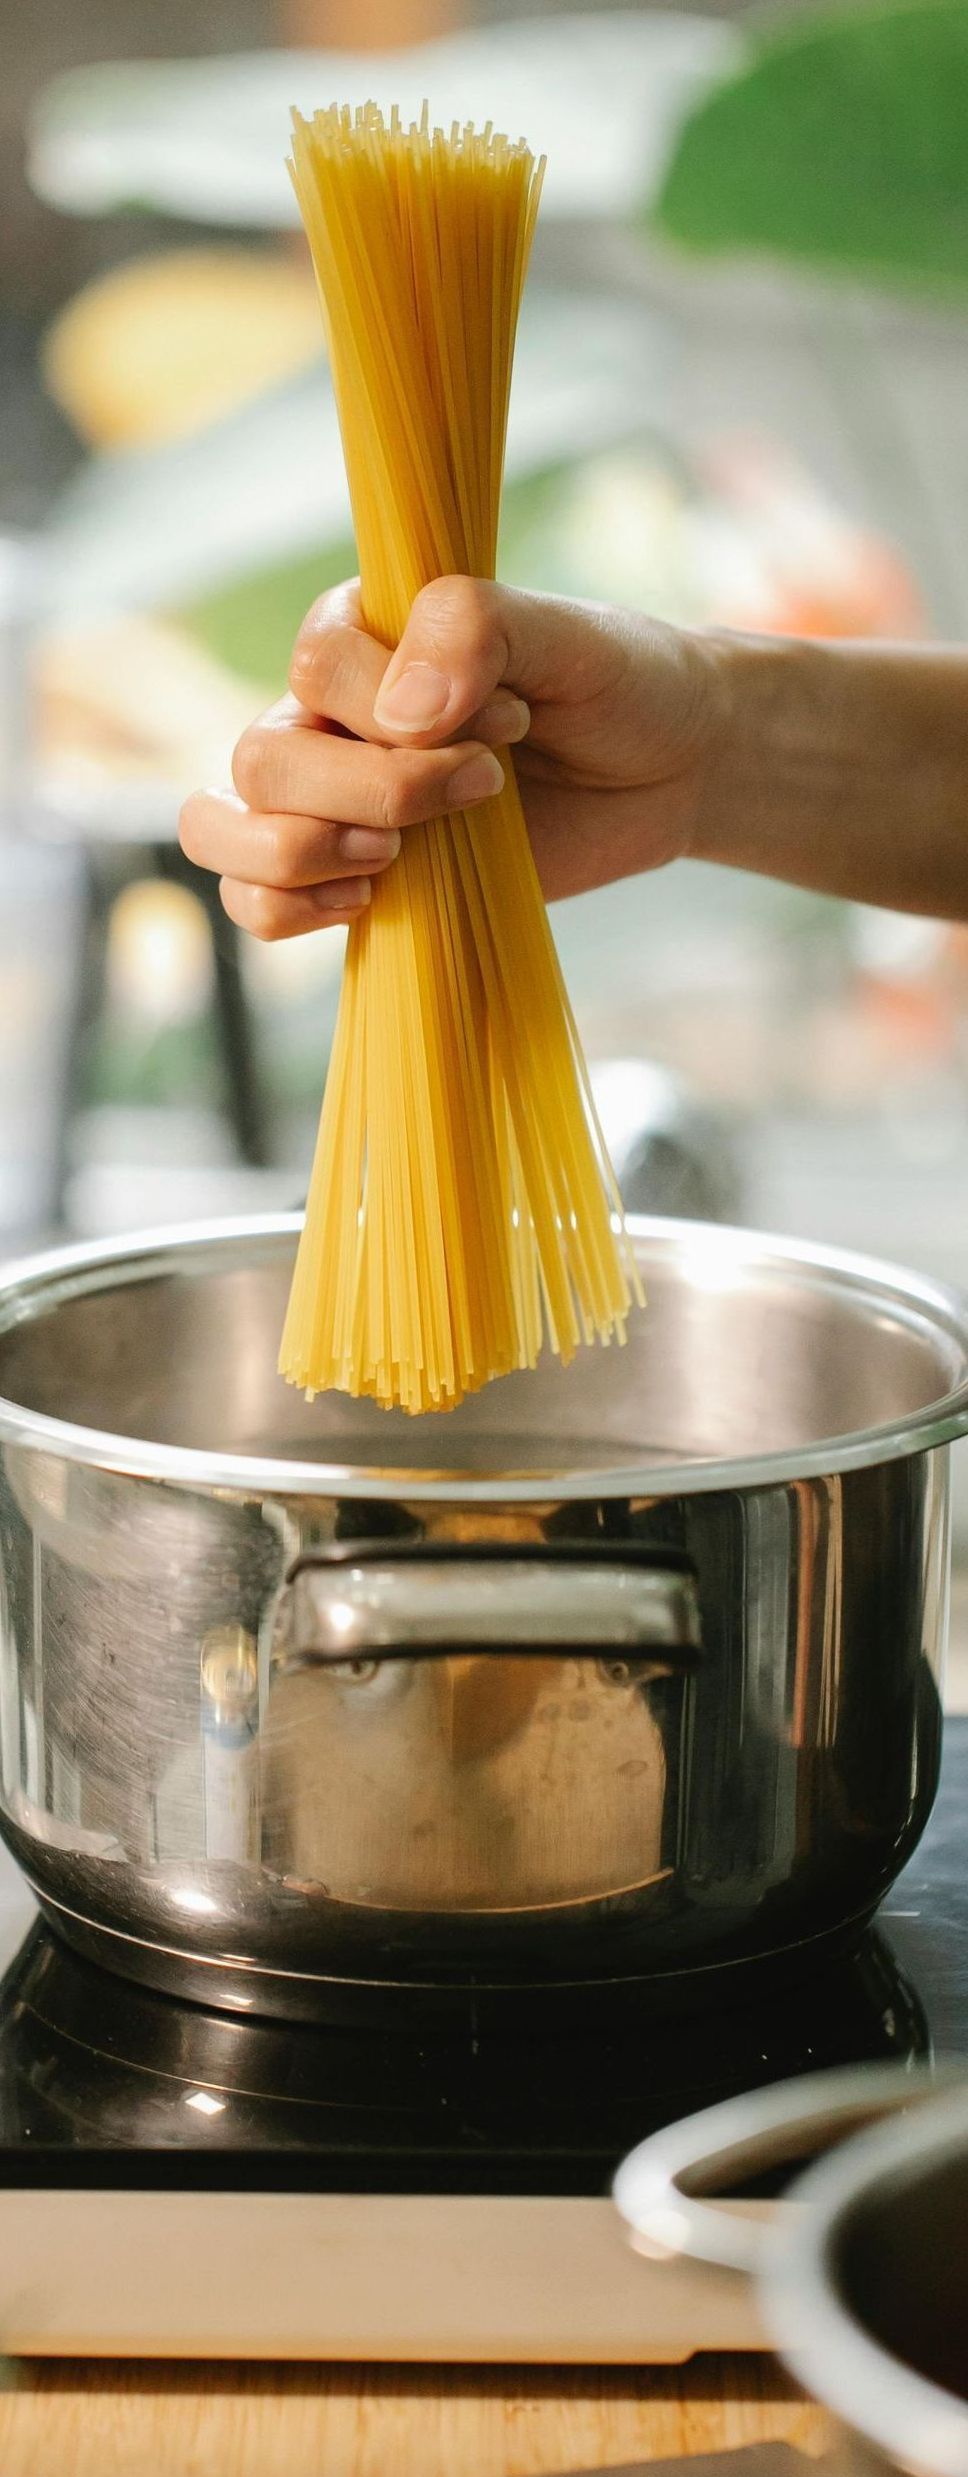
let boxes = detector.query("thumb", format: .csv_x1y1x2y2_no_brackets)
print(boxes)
372,575,546,745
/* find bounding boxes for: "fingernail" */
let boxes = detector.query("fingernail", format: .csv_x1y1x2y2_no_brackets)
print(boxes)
478,695,530,744
339,826,401,864
445,750,505,808
313,876,371,913
374,663,450,732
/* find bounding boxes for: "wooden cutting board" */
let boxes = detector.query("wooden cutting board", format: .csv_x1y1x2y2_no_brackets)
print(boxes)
0,2356,829,2477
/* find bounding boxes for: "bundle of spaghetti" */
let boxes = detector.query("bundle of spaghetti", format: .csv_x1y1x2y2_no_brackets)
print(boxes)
281,102,642,1413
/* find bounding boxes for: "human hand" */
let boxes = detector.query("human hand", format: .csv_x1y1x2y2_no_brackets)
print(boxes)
179,576,725,939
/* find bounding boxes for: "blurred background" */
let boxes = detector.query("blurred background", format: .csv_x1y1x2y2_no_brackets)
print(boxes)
3,0,968,1639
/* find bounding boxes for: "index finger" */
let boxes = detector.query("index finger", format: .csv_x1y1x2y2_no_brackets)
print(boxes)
288,579,393,739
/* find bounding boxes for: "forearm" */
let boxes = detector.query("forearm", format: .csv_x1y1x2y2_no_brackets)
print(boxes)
695,634,968,920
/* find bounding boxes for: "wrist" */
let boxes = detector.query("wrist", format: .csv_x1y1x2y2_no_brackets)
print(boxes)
679,627,968,919
688,627,826,876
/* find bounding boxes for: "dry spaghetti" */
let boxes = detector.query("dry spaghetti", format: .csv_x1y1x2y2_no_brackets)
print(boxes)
280,102,641,1413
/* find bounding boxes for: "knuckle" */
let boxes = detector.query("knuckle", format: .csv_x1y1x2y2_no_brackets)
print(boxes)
377,767,412,833
178,793,204,861
244,884,283,941
290,595,335,687
296,589,335,644
294,577,359,650
289,627,327,700
419,573,496,665
396,752,442,827
231,726,267,807
264,820,299,884
267,816,329,885
290,614,361,709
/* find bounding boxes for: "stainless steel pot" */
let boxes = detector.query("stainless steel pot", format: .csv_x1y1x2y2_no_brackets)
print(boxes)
0,1213,964,2018
615,2065,968,2476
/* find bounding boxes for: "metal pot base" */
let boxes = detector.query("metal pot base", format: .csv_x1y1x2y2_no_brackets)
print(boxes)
33,1884,886,2032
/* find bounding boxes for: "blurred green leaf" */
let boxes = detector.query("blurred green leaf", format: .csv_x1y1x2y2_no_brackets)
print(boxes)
175,471,570,684
179,540,354,687
655,0,968,299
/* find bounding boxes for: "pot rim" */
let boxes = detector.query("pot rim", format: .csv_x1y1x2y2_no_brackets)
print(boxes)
767,2086,968,2477
0,1210,967,1501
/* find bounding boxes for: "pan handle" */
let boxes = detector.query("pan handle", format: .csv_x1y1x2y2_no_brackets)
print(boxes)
278,1540,702,1671
613,2062,950,2279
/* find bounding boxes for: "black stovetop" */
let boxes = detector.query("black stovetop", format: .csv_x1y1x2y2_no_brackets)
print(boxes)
0,1723,964,2198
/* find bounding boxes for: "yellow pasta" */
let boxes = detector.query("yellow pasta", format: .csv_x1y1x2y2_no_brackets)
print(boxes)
280,102,642,1414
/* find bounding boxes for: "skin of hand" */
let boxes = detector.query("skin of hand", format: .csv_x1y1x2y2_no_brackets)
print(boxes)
178,575,724,940
180,577,968,934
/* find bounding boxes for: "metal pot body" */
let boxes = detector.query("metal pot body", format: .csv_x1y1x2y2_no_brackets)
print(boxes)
0,1217,961,2017
793,2091,968,2475
615,2067,968,2477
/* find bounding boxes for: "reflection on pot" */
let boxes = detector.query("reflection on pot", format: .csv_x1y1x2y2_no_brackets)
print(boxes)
261,1648,669,1911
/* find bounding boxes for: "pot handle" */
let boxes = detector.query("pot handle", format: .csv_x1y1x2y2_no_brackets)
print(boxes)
613,2061,950,2279
278,1540,702,1671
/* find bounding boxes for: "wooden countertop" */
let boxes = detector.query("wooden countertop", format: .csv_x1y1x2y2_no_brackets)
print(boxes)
0,2356,829,2477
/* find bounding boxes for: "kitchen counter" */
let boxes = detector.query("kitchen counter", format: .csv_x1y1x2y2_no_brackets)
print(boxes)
0,2356,827,2476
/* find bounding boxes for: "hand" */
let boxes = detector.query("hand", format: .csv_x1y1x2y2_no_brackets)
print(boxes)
179,576,725,939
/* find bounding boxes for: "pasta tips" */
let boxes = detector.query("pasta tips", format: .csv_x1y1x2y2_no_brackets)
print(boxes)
280,103,642,1414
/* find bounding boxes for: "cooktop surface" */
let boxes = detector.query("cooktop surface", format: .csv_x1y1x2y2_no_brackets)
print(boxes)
0,1722,963,2199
